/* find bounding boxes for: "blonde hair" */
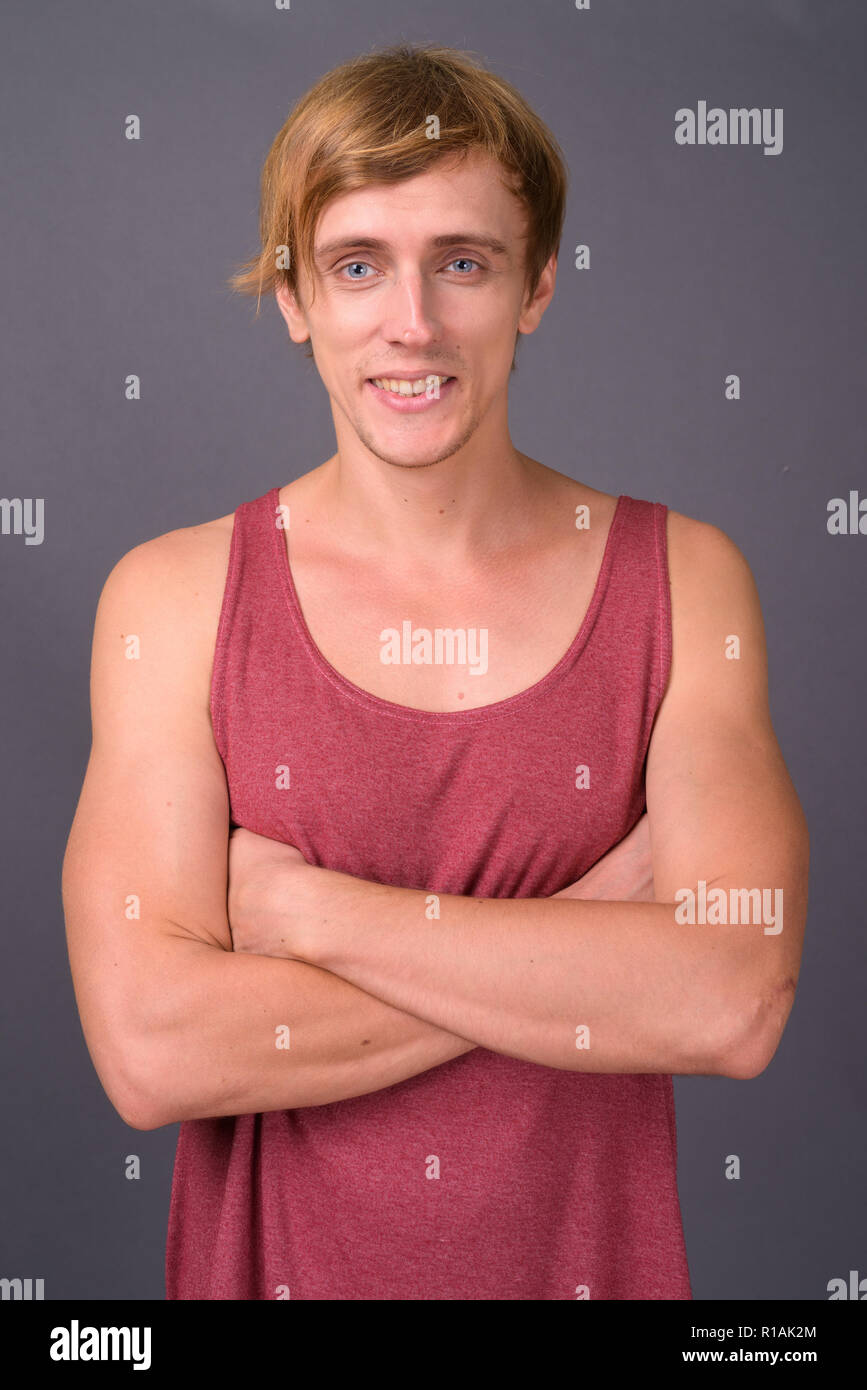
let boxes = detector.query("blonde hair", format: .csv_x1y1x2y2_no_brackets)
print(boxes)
228,42,568,330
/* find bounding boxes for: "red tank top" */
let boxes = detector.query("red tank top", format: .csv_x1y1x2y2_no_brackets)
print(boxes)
165,484,692,1300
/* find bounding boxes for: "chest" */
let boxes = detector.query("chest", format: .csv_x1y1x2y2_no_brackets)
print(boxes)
285,537,609,714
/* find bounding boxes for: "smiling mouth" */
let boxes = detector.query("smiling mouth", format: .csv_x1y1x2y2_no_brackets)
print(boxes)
367,374,454,397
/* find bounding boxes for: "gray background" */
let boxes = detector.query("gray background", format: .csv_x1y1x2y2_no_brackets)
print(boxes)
1,0,864,1299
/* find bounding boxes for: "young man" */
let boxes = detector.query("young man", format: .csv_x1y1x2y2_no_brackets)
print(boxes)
62,45,808,1300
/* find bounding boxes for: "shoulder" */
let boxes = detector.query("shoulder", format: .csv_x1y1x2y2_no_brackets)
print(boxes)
93,507,238,671
663,507,762,622
660,507,769,708
101,507,234,595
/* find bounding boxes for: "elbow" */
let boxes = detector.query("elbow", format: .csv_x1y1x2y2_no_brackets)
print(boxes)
116,1081,173,1130
116,1097,167,1132
714,975,797,1080
717,1034,776,1081
102,1042,175,1132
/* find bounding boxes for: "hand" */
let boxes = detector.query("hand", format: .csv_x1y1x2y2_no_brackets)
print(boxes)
551,813,655,903
227,825,309,957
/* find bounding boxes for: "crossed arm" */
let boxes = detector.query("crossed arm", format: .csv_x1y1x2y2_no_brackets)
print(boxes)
62,515,808,1130
226,823,737,1079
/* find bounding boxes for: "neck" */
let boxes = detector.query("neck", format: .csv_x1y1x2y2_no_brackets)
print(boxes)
308,442,550,577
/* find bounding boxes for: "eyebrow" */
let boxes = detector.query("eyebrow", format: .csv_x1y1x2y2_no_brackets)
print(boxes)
313,233,512,264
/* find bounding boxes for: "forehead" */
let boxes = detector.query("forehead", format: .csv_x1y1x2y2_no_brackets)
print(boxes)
313,149,525,250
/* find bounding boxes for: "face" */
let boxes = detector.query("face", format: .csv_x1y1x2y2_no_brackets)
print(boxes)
275,148,556,470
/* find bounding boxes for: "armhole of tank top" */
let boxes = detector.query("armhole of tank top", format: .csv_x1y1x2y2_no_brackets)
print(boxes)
209,503,243,765
661,1073,678,1161
653,502,673,712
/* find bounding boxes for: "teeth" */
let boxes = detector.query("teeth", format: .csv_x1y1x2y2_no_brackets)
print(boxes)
371,375,451,396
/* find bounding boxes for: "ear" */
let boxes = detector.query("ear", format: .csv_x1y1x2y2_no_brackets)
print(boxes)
275,283,311,345
517,253,557,337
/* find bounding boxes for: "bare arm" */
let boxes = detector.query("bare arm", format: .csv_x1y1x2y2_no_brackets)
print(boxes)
62,530,478,1131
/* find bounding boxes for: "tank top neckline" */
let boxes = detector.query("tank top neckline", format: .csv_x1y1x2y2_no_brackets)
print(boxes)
266,484,628,724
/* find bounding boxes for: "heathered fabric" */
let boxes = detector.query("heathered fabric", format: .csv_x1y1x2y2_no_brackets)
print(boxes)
165,484,692,1301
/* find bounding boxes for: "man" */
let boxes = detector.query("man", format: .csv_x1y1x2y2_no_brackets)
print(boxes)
62,44,808,1301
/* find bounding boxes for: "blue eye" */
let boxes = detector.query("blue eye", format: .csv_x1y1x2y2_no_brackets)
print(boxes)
336,257,481,281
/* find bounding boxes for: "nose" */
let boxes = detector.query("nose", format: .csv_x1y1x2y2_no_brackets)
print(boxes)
381,271,441,350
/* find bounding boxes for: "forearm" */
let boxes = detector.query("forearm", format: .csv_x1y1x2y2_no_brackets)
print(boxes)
294,871,754,1076
139,854,608,1129
141,846,620,1128
139,935,475,1128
